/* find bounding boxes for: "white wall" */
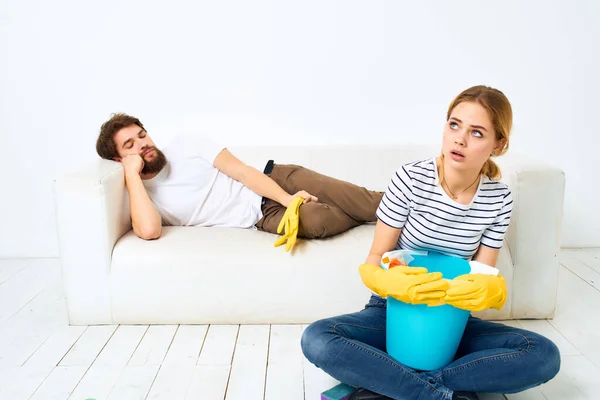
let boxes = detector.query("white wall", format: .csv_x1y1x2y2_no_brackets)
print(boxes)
1,0,598,257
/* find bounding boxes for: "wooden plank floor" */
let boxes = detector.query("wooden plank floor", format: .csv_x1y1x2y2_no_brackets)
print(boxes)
0,248,599,399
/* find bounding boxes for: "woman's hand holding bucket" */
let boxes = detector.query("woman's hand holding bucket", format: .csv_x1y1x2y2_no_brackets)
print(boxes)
444,274,507,312
358,264,449,306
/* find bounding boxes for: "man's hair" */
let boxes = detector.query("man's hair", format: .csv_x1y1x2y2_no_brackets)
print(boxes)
96,113,146,160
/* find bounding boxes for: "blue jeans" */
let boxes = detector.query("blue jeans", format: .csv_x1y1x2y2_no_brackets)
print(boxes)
301,295,560,400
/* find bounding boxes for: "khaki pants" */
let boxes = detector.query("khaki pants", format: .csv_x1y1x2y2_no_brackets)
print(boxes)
255,164,384,239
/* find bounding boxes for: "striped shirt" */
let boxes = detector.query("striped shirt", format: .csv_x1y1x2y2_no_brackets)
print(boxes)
376,158,513,259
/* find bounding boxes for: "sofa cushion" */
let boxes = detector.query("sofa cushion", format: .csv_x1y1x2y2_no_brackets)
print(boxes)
110,224,513,324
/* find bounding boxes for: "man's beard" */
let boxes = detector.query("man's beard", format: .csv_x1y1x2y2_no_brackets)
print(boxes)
141,146,167,175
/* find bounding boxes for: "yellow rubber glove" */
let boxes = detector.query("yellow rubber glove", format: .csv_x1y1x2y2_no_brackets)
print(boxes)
274,196,304,252
358,264,449,306
444,274,507,312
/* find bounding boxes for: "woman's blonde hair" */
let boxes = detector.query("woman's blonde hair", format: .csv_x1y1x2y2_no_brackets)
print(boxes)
444,85,513,180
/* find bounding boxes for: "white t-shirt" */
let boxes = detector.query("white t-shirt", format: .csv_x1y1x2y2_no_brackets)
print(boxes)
142,135,264,228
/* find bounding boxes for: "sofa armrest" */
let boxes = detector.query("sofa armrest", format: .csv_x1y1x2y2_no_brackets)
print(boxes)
499,156,565,318
53,159,131,325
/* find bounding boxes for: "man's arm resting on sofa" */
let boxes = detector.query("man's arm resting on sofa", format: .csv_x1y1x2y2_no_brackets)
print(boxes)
122,155,162,240
213,148,317,207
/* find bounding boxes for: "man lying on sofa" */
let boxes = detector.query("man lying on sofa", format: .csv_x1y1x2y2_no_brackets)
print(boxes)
95,113,383,251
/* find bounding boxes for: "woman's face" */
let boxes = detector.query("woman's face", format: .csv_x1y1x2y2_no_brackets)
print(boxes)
442,101,501,173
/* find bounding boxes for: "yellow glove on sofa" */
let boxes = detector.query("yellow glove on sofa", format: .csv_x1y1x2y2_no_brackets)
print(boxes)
274,196,303,252
358,264,449,306
444,274,507,312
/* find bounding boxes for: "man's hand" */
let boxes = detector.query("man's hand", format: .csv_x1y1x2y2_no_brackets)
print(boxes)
285,190,318,206
122,154,144,176
274,196,304,252
118,153,162,240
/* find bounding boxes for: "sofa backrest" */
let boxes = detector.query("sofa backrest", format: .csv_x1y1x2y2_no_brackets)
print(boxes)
229,144,439,191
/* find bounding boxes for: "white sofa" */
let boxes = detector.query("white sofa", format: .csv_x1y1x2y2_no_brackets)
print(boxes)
53,145,565,325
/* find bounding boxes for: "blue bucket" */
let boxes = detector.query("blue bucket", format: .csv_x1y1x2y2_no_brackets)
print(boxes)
386,252,471,371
